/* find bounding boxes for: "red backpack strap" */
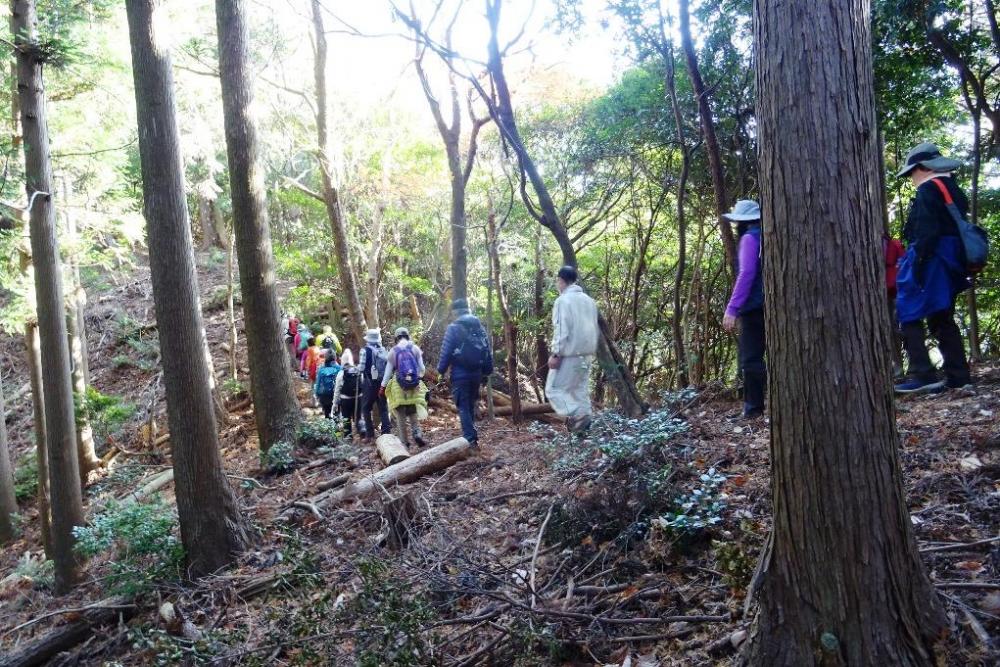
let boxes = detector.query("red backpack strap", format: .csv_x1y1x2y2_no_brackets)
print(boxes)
929,178,954,205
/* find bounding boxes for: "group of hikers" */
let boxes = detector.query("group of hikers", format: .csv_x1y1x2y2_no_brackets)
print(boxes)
724,141,984,418
280,266,601,448
280,140,983,439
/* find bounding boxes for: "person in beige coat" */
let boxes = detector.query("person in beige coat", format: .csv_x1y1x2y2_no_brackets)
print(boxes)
546,265,599,433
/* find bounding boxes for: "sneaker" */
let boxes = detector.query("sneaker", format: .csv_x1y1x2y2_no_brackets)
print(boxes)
467,438,479,449
894,378,945,394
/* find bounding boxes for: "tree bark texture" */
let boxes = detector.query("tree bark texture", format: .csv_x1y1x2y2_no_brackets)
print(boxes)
482,0,643,417
13,0,84,592
127,0,250,577
665,41,690,388
215,0,300,450
678,0,737,276
25,321,50,556
746,1,946,664
487,209,521,421
0,374,17,543
311,0,368,346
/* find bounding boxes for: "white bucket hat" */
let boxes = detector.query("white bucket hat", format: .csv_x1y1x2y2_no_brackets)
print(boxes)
364,329,381,344
722,199,761,222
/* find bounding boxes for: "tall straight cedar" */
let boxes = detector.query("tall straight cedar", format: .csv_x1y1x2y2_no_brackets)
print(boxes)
126,0,250,576
746,0,945,664
12,0,84,592
0,374,17,543
215,0,299,450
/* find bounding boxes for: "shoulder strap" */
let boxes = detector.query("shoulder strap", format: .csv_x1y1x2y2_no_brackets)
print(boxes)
930,178,954,205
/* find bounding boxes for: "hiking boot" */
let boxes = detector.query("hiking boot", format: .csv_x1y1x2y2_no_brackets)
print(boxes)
742,409,764,420
894,377,945,394
414,435,428,448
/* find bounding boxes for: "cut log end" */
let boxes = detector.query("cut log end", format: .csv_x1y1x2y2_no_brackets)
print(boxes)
376,434,411,466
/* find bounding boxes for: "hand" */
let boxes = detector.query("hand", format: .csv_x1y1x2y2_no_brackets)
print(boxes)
378,386,386,398
548,355,561,370
723,314,738,332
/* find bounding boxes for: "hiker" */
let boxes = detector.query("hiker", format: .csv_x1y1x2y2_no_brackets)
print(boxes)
884,233,906,378
333,349,363,436
381,327,429,449
437,298,493,446
721,200,766,419
316,325,342,355
299,336,323,383
359,329,392,439
284,314,300,369
546,266,599,433
893,142,973,393
314,350,341,419
293,321,310,363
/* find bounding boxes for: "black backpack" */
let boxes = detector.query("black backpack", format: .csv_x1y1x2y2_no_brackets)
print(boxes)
341,367,360,398
454,321,490,371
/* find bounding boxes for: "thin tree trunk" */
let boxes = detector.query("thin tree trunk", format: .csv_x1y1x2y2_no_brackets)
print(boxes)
966,102,982,361
533,227,549,388
310,0,367,346
678,0,737,276
127,0,250,577
211,197,229,250
481,0,643,417
216,0,300,450
61,178,99,487
0,374,17,543
226,226,237,382
664,41,690,388
25,321,50,556
487,209,521,422
745,1,946,663
13,0,84,592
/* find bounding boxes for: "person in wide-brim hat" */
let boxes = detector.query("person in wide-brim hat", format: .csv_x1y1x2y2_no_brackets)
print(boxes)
896,142,962,178
364,329,382,344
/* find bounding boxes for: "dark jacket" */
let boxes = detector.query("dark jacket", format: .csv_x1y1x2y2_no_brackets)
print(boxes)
903,176,967,279
437,314,494,383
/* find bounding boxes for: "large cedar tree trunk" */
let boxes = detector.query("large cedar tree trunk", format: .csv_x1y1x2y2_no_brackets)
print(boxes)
0,374,17,543
126,0,250,576
745,1,946,663
13,0,85,592
215,0,300,450
310,0,367,346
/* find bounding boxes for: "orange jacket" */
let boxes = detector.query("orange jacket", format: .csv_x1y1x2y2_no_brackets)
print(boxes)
301,346,323,382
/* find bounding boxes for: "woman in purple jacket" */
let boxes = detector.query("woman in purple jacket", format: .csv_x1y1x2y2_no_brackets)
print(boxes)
721,200,765,419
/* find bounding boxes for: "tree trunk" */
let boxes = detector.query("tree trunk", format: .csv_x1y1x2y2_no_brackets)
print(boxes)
664,41,690,389
25,321,50,557
533,227,549,388
745,1,946,663
211,197,229,250
679,0,737,276
0,374,17,543
487,209,521,421
215,0,300,450
62,178,99,488
481,0,642,417
966,105,982,361
127,0,250,577
226,226,237,381
13,0,85,592
310,0,367,346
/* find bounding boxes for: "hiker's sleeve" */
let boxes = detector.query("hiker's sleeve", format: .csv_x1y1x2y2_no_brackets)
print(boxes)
725,233,760,317
909,185,941,282
381,350,395,388
437,325,454,375
333,371,343,405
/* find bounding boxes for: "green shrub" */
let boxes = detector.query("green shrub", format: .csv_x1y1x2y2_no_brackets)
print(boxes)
76,387,136,446
13,452,38,502
652,467,728,534
296,418,341,449
12,553,53,590
73,496,184,596
260,441,295,474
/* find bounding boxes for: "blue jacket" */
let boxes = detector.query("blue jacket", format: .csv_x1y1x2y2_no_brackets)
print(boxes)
437,314,494,383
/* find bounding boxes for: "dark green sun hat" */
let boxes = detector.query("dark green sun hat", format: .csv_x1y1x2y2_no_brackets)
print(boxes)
896,142,962,178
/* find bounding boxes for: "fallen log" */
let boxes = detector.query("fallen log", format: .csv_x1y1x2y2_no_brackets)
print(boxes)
376,434,411,466
0,598,138,667
317,472,351,492
495,402,553,417
283,436,470,518
117,468,174,506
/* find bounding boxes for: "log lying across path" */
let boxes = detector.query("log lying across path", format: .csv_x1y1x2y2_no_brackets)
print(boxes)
282,436,471,519
376,434,411,466
494,403,553,417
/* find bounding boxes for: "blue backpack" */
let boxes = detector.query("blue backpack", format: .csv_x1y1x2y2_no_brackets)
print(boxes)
932,178,989,273
394,344,421,390
315,366,337,397
455,320,490,371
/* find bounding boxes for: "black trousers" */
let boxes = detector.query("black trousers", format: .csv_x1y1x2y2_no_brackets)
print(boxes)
339,397,361,435
362,384,391,436
901,306,971,386
739,308,766,416
319,394,334,419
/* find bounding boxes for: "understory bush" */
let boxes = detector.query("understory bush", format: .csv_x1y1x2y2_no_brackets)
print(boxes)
73,496,184,596
297,417,341,449
260,441,295,474
13,452,38,502
76,386,136,448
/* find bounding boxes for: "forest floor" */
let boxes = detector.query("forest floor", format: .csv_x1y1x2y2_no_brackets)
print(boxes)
0,253,998,666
